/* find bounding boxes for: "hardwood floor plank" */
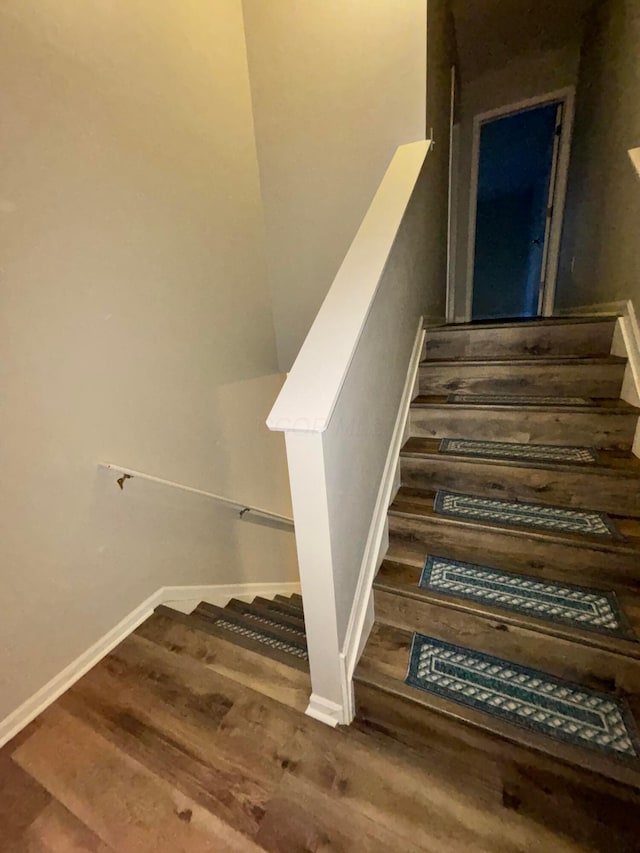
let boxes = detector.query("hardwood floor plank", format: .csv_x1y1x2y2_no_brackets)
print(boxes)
400,444,640,517
21,801,114,852
419,357,625,398
410,400,639,449
13,707,262,852
354,682,640,852
96,632,311,790
424,319,616,360
256,773,427,853
280,716,576,853
0,750,51,850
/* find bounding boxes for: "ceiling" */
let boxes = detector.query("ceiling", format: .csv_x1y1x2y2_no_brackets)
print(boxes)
451,0,595,83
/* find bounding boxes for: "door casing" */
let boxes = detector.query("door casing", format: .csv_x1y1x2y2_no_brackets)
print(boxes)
462,86,576,322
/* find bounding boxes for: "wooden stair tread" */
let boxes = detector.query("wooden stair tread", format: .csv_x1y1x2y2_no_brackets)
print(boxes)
369,318,640,800
135,611,311,712
355,623,640,790
390,486,640,551
253,595,305,621
399,440,640,519
401,438,640,475
375,558,640,662
412,395,639,413
153,605,308,671
194,601,308,649
420,355,627,366
226,597,305,631
427,315,620,332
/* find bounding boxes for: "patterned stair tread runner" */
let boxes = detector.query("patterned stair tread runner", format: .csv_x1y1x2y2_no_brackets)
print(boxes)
433,490,617,537
420,556,636,640
236,606,306,638
447,394,591,406
439,438,598,464
212,616,308,660
406,634,640,759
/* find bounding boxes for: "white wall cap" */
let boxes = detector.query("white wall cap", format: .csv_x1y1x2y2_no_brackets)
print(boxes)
266,140,430,434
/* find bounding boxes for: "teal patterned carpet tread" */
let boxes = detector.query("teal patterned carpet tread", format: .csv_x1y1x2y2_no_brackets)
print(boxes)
433,490,618,537
447,394,591,406
406,634,640,759
211,616,308,660
419,556,636,640
439,438,599,465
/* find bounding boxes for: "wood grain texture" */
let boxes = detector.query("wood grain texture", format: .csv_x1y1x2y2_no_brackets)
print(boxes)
424,319,616,360
373,587,640,694
4,594,640,850
410,398,639,449
354,680,640,852
137,612,311,711
387,488,640,590
419,357,626,397
375,558,640,661
356,624,640,790
400,439,640,517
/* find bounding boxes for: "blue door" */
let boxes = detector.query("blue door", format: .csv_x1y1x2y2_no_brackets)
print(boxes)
471,103,561,321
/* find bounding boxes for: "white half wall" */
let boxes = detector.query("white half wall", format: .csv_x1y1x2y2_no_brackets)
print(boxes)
269,141,445,724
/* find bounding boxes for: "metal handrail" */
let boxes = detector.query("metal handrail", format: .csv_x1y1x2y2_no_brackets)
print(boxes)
98,463,294,527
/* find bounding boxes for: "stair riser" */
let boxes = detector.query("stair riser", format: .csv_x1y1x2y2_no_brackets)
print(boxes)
373,589,640,693
387,515,640,591
424,321,616,360
410,407,638,450
354,680,638,802
400,456,640,518
419,363,625,397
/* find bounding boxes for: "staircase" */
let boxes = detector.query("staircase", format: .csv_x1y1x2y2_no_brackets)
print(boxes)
149,593,307,668
355,315,640,800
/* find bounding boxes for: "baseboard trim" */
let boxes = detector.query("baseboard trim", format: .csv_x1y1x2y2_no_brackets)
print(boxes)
0,579,300,748
306,693,343,727
163,581,301,614
339,317,425,722
610,300,640,456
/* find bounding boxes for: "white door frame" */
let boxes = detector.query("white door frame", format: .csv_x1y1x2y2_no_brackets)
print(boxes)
463,86,576,322
446,64,458,323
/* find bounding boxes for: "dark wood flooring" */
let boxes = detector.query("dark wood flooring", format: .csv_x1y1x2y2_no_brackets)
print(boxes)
1,609,639,851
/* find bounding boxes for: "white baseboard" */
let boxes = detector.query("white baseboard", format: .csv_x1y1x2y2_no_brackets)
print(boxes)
163,581,301,614
337,318,425,724
609,300,640,456
306,693,343,727
0,579,300,748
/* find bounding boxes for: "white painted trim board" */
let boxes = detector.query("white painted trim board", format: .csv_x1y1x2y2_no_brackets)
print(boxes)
610,300,640,456
0,580,301,748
